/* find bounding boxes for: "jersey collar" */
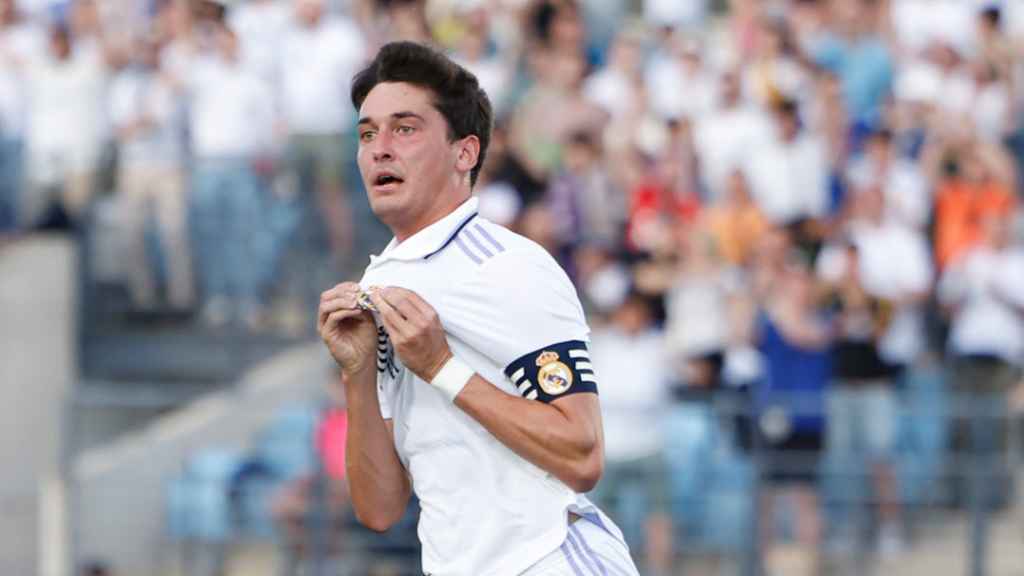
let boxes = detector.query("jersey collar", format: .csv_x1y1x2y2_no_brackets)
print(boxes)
370,197,480,263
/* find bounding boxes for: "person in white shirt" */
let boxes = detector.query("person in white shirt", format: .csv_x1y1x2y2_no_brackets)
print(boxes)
228,0,289,85
588,290,674,574
938,212,1024,510
179,24,275,327
0,0,45,230
743,99,829,225
20,23,110,227
317,42,638,576
694,70,773,204
846,128,930,230
109,33,193,311
279,0,366,260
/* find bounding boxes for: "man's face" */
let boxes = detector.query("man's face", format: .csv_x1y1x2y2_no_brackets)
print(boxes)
357,82,464,234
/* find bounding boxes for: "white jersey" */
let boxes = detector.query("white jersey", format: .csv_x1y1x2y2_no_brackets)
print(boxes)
360,197,616,575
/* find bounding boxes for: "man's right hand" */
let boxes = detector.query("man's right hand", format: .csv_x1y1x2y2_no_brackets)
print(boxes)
318,282,377,376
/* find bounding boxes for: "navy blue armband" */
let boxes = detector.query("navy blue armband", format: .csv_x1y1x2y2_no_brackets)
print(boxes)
503,340,598,403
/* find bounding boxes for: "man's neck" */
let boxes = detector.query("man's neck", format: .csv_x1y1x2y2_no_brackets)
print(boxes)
393,194,472,243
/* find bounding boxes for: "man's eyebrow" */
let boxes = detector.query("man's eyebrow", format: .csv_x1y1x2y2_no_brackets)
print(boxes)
357,111,426,126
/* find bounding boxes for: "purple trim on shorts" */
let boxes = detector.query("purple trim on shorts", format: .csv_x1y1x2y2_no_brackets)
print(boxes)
561,541,587,576
474,223,505,253
453,235,482,264
462,227,494,258
566,530,604,576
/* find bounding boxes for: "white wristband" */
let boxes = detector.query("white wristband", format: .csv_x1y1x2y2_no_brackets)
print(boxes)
430,355,474,402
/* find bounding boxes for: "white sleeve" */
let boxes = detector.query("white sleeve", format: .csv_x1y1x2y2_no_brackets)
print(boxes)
442,247,597,402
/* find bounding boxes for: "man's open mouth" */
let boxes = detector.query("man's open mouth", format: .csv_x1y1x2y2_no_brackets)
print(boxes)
375,174,404,186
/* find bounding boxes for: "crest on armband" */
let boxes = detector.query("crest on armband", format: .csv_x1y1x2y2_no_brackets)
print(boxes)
535,351,573,396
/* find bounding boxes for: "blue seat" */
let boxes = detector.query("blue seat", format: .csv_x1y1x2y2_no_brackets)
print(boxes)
166,447,243,541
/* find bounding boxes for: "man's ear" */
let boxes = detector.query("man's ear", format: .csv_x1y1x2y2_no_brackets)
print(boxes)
454,135,481,176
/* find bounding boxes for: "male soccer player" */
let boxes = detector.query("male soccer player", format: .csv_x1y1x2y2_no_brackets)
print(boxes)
317,41,640,576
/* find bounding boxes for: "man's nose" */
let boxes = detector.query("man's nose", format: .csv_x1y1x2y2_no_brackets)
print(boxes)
371,131,395,162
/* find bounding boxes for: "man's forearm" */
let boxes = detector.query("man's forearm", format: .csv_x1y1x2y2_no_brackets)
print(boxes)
343,367,411,531
454,376,604,493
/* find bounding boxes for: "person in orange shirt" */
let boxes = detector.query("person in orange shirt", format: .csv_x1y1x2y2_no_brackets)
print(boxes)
702,169,772,266
934,144,1016,269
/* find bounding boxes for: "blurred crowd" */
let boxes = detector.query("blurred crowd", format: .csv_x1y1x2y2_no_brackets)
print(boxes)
4,0,1024,572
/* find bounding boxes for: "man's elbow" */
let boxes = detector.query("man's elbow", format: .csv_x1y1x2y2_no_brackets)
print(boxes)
566,450,604,493
353,505,404,533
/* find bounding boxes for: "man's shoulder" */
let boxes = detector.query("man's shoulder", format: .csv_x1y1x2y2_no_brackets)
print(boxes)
444,218,562,277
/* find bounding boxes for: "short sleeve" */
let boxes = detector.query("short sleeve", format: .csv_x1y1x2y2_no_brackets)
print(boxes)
442,246,597,401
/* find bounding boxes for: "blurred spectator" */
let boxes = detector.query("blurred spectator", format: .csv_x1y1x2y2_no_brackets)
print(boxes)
450,4,513,116
694,68,773,203
108,32,194,311
508,45,601,184
176,23,275,327
588,290,673,574
819,240,905,554
272,0,366,325
938,211,1024,510
627,139,701,254
643,0,707,31
582,23,645,121
546,129,625,249
664,226,733,388
751,253,830,575
20,23,111,227
0,0,43,231
229,0,289,85
701,169,771,267
847,127,929,230
742,16,810,111
743,98,829,226
645,30,716,123
821,185,933,375
933,141,1017,270
809,0,893,131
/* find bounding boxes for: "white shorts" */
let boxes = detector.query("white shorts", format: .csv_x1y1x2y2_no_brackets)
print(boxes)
520,514,639,576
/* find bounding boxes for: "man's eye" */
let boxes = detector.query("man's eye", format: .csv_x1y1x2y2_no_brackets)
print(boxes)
396,125,415,135
359,131,376,142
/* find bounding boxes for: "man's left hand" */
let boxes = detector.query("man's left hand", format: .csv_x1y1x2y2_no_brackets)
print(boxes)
369,287,453,383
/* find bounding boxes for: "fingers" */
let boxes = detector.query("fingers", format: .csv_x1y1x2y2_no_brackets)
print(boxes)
320,308,364,335
384,286,435,318
368,289,411,341
318,297,354,332
320,282,360,304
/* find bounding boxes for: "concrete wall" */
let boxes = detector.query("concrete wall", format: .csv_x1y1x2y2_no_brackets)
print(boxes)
0,236,77,576
73,343,332,575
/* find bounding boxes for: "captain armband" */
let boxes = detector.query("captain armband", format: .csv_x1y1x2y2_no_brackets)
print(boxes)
503,340,598,403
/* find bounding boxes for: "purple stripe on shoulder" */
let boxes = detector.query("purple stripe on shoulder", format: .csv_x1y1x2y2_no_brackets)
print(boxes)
473,223,506,253
561,541,587,576
462,227,494,258
453,235,483,264
571,524,616,576
566,530,603,576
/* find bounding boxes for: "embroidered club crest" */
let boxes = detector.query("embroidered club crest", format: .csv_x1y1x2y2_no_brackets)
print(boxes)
535,350,573,396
